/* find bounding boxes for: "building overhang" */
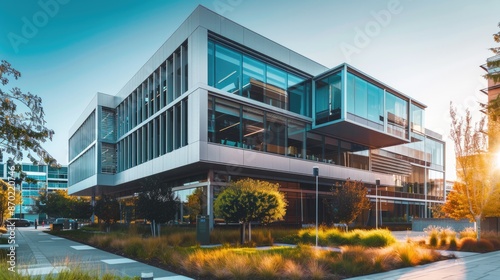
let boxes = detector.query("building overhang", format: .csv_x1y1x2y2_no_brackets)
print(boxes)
312,120,409,148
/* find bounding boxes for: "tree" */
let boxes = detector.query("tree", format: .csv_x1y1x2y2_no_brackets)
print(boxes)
442,104,500,240
94,194,120,232
484,23,500,83
34,188,92,220
214,178,287,243
186,188,204,223
35,189,73,218
136,177,178,236
0,180,21,225
0,60,55,164
324,179,371,226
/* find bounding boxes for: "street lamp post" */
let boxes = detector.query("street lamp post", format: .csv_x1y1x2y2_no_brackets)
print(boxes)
313,166,319,247
375,179,380,229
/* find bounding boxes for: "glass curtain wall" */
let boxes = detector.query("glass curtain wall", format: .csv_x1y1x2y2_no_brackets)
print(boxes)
386,92,408,139
208,40,311,117
117,42,188,139
345,72,384,130
208,95,370,170
411,104,425,134
116,97,188,173
315,71,342,125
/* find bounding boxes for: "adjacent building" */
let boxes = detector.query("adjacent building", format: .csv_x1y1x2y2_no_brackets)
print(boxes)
481,54,500,150
68,5,445,227
0,161,68,221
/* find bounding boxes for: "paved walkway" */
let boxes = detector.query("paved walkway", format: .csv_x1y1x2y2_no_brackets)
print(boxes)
347,250,500,280
11,226,192,279
348,231,499,280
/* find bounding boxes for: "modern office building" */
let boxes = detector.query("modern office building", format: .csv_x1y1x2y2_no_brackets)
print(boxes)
0,161,68,220
68,5,445,227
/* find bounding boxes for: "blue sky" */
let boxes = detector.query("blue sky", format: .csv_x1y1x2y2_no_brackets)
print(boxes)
1,0,499,179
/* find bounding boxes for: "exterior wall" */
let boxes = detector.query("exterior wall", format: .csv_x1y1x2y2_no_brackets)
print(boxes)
412,218,473,232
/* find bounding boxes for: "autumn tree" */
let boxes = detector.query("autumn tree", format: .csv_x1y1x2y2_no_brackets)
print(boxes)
324,179,371,227
0,180,21,225
186,188,204,223
442,104,500,240
214,178,287,243
136,177,178,236
0,60,56,164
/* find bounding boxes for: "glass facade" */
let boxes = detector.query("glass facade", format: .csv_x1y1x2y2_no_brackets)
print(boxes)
208,40,311,116
315,69,411,141
69,146,95,185
69,111,96,161
346,72,384,129
116,98,188,172
208,95,370,169
117,42,188,138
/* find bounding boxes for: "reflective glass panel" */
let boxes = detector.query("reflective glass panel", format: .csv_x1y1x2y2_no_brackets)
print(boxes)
215,44,241,94
242,106,264,150
265,113,287,155
287,119,305,158
242,55,265,102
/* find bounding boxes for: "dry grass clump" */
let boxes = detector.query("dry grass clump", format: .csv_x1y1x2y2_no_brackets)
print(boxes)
177,241,444,279
459,227,477,239
424,226,458,248
459,237,494,252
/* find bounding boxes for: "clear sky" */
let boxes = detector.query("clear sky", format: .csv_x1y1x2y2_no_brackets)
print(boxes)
1,0,499,179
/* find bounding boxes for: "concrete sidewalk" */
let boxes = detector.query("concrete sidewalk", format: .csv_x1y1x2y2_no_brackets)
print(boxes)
13,226,192,279
348,231,499,280
347,250,500,280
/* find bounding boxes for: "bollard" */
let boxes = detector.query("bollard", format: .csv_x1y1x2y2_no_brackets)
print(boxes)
141,272,153,280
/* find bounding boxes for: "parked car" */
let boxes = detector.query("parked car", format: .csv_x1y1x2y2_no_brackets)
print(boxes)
4,218,31,227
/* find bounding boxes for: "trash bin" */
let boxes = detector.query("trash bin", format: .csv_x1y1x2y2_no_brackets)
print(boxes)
196,215,210,245
72,221,78,230
63,220,70,229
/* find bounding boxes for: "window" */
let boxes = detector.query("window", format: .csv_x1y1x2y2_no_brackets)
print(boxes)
386,92,408,139
242,55,265,102
101,143,116,174
266,113,286,155
242,106,264,150
208,40,311,115
287,119,305,158
212,99,241,147
411,104,425,134
315,71,342,125
215,44,241,94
